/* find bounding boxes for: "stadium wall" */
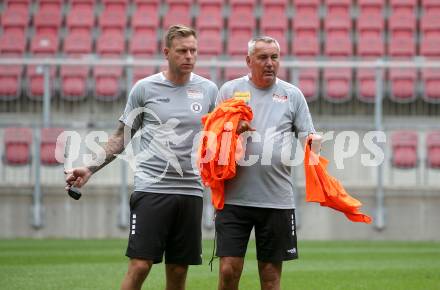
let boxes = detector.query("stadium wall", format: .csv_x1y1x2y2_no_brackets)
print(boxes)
0,185,439,240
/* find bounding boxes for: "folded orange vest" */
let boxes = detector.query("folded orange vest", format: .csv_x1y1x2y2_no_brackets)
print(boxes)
198,98,253,210
304,137,372,224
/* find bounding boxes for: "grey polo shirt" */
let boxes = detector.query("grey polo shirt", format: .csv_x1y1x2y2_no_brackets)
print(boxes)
119,72,218,197
216,75,315,208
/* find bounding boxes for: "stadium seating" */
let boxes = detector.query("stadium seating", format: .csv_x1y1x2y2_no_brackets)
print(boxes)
391,130,418,169
60,31,92,101
196,0,223,30
3,127,32,165
426,131,440,169
40,127,64,165
163,0,192,28
0,31,26,100
0,0,439,105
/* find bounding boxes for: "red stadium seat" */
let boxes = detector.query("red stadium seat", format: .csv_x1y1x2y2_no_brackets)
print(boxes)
324,15,351,38
227,30,252,57
163,1,192,28
66,8,95,33
391,130,418,169
229,4,254,33
325,35,352,57
358,0,383,15
390,0,417,15
33,6,62,35
293,15,319,38
0,32,26,100
60,66,89,101
389,69,417,103
356,69,376,103
61,31,92,101
38,0,63,10
94,67,123,101
4,0,31,11
0,65,23,101
389,13,416,38
422,0,440,15
99,9,127,34
63,31,93,55
41,127,64,166
356,35,383,103
357,14,384,38
325,0,351,17
1,8,29,34
323,68,352,103
420,14,440,39
131,7,159,33
96,32,125,56
420,37,440,58
197,0,223,30
260,3,287,32
198,28,223,57
26,66,57,101
389,37,415,58
292,36,319,57
31,33,59,55
3,127,32,165
357,36,384,58
129,31,158,56
427,131,440,169
294,0,319,15
296,68,319,102
421,69,440,103
0,31,26,55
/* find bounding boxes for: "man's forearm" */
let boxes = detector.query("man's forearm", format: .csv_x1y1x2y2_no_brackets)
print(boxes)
86,126,126,174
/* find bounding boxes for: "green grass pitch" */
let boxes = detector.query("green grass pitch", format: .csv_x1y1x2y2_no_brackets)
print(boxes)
0,239,439,290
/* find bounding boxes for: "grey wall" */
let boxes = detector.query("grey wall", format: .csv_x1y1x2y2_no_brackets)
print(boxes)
1,185,439,240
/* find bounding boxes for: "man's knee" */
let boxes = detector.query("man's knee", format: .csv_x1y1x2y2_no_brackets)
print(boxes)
166,264,188,279
219,258,243,282
128,259,152,277
258,262,282,290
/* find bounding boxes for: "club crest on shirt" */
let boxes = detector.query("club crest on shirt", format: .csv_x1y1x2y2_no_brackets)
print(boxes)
272,93,288,103
190,101,203,113
187,88,204,100
233,91,251,103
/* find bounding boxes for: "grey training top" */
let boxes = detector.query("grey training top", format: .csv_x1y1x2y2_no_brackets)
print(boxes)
119,72,218,197
216,75,315,209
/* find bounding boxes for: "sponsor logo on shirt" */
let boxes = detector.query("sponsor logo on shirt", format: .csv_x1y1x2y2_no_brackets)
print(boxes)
190,102,203,113
155,97,170,103
187,88,204,100
272,93,288,103
233,91,251,103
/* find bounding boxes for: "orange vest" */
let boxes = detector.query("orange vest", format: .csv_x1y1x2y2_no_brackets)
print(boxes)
304,137,372,223
198,98,253,210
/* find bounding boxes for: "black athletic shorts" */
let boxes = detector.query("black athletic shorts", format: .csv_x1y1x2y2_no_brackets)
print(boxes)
215,204,298,263
125,191,203,265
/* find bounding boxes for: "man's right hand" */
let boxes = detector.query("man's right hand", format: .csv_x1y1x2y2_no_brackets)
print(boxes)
236,120,256,135
64,167,92,191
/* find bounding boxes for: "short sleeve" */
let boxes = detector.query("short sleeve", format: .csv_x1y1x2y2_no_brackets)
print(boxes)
290,86,315,137
208,82,219,112
119,81,145,132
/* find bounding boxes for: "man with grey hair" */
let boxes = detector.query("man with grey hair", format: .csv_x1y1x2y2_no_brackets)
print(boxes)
214,36,319,290
65,25,218,290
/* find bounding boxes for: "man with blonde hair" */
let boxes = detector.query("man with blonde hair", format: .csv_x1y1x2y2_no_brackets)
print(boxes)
65,25,218,290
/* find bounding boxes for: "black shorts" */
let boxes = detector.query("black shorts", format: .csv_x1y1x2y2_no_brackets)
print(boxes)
125,191,203,265
215,204,298,263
